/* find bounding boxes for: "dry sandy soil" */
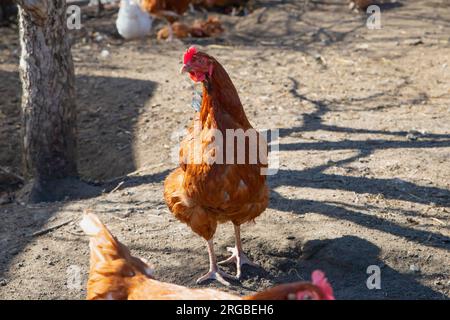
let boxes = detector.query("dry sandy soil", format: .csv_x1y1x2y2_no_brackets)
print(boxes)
0,0,449,299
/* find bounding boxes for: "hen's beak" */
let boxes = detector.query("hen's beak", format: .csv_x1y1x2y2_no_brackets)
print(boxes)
180,64,190,74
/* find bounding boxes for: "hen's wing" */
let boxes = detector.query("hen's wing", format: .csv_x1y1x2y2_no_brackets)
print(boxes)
128,280,240,300
166,108,268,227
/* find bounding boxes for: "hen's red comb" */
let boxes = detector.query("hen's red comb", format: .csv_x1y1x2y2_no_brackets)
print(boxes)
184,46,197,64
311,270,335,300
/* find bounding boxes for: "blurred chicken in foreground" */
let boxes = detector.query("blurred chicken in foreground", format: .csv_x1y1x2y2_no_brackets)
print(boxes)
81,212,335,300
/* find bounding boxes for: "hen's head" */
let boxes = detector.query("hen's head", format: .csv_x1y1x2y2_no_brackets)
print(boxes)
181,46,214,83
295,270,335,300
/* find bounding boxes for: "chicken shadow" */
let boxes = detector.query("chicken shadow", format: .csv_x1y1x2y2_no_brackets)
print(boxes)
289,235,445,299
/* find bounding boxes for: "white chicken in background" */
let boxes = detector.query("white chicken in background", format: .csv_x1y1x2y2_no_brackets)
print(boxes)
116,0,153,40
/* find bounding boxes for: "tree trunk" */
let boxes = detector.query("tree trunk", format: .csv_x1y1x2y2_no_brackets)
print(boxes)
17,0,79,202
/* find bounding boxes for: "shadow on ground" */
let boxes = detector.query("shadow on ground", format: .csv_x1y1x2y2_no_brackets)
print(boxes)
296,236,444,299
267,76,450,252
0,70,162,279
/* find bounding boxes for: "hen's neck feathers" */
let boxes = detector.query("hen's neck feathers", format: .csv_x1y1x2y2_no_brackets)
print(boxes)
200,57,252,129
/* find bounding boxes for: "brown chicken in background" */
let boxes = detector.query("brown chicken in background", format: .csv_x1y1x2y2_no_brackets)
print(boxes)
157,17,224,40
157,21,192,40
164,47,269,285
81,212,335,300
141,0,192,22
190,17,224,37
141,0,192,40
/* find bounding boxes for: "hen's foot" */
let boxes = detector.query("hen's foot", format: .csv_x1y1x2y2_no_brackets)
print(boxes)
196,268,234,286
219,246,259,279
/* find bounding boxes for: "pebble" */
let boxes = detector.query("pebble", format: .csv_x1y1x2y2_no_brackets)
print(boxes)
95,34,104,42
355,43,369,50
100,49,110,59
405,38,423,46
409,264,420,273
406,133,418,141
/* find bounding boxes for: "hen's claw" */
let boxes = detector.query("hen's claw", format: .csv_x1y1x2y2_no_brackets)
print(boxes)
196,269,234,286
219,246,259,279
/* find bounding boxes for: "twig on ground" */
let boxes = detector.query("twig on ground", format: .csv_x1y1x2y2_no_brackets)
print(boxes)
431,217,446,226
109,181,124,194
0,166,24,182
393,186,426,202
256,7,267,24
66,230,84,237
111,214,128,221
102,163,167,185
29,219,74,237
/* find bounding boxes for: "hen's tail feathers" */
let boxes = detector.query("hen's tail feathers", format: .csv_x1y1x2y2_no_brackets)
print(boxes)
80,210,109,236
80,211,121,263
81,211,155,300
80,211,154,277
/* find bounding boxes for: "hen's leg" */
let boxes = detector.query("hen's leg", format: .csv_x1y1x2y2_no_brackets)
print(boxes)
197,239,234,286
166,20,174,41
219,224,259,279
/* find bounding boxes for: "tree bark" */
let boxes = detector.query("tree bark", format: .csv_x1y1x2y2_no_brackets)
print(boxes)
17,0,79,202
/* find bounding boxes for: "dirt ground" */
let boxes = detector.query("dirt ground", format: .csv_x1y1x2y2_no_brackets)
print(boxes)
0,0,449,299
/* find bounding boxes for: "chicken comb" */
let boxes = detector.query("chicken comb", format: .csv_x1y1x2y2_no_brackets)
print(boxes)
310,270,335,300
184,46,197,64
